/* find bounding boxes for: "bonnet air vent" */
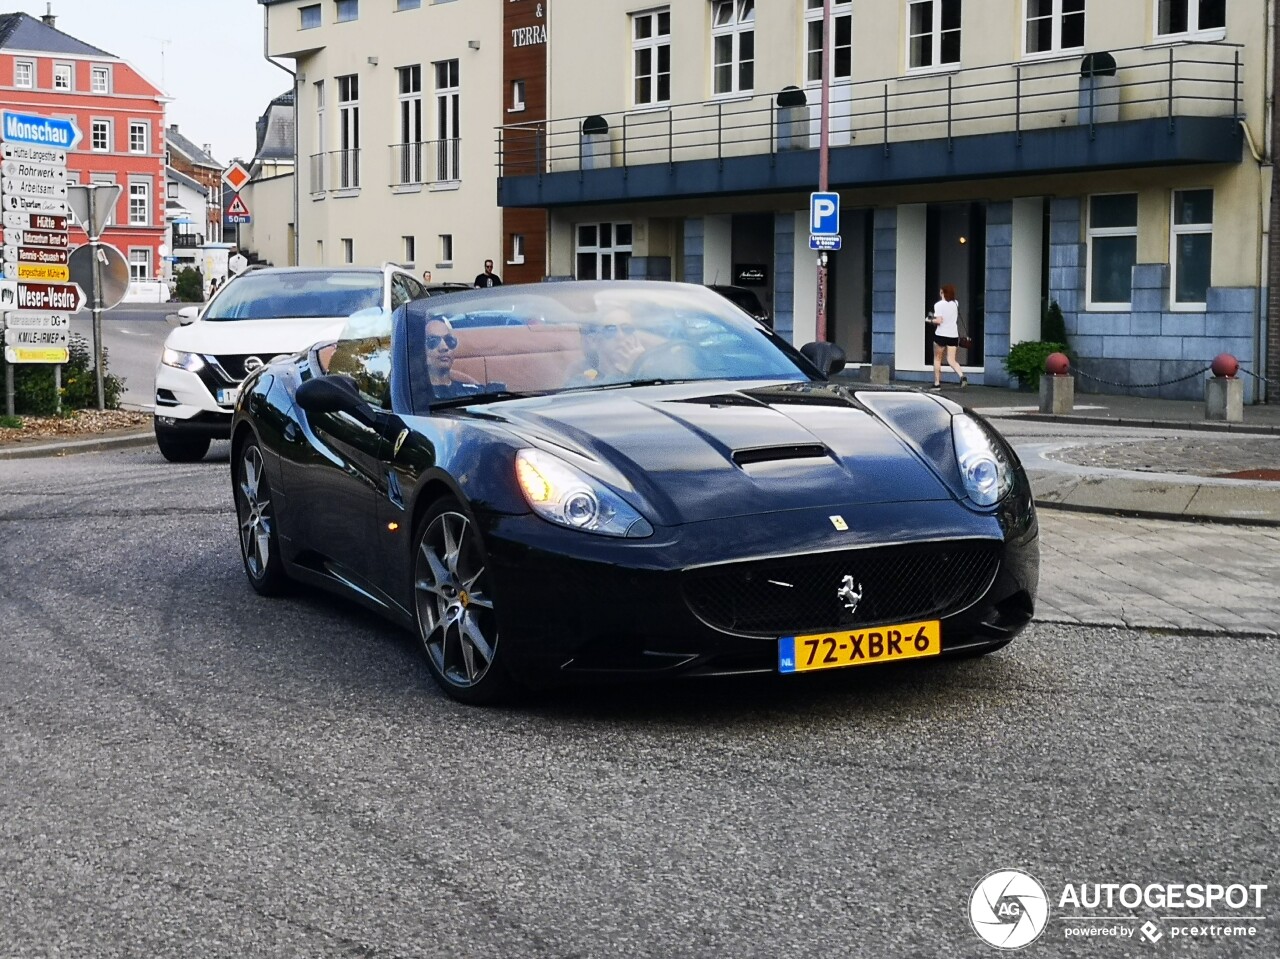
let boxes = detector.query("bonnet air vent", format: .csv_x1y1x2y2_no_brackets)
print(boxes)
732,443,829,466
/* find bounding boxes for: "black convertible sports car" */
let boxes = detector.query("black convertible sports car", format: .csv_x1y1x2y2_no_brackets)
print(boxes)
231,282,1038,703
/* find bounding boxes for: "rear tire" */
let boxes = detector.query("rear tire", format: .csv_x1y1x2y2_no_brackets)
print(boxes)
235,439,288,596
413,497,516,705
155,427,210,463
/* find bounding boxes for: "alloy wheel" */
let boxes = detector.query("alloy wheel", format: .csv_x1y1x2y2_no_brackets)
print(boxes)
238,444,273,581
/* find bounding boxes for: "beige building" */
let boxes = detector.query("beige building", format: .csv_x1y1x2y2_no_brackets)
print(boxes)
498,0,1274,399
260,0,504,284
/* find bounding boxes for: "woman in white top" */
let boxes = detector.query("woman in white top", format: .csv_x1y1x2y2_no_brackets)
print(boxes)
927,283,968,390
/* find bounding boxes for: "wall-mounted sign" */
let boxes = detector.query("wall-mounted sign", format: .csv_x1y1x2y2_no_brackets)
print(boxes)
734,264,769,287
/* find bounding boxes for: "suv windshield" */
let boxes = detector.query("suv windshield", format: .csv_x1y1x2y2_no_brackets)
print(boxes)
204,271,383,321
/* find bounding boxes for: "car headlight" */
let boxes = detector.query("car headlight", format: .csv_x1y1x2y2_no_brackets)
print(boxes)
515,448,653,538
161,348,205,373
952,414,1013,507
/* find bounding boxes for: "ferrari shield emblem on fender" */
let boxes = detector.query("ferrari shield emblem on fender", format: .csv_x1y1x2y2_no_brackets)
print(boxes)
829,515,848,531
838,575,863,614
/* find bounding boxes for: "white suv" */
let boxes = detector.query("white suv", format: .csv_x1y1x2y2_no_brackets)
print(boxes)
153,265,427,462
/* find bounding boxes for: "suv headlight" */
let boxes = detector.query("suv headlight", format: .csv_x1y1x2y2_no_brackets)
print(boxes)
161,348,205,373
515,448,653,538
952,414,1013,507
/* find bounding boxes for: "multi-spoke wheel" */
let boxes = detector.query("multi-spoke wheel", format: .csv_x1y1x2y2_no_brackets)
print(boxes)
235,439,287,595
414,498,513,704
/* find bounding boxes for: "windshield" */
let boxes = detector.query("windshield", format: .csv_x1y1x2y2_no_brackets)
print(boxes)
403,281,812,411
203,271,383,321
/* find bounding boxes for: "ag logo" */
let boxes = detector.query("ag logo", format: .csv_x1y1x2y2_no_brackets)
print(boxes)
969,869,1049,950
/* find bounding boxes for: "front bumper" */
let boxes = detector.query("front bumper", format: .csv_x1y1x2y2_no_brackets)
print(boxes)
153,362,238,438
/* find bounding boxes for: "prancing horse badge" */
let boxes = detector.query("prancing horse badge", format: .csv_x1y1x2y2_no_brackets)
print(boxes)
829,515,849,531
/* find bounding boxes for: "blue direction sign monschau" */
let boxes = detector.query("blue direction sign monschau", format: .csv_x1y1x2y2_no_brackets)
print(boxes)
1,111,82,151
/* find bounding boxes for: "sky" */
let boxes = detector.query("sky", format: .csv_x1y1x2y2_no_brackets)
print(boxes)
7,0,288,164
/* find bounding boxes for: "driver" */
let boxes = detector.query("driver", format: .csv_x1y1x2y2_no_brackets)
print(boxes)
425,317,483,399
572,306,663,385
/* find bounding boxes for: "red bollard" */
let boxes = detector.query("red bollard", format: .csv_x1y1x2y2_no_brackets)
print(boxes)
1206,353,1243,422
1039,352,1074,414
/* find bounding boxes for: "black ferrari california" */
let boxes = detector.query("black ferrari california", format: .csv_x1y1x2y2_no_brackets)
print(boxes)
230,282,1038,703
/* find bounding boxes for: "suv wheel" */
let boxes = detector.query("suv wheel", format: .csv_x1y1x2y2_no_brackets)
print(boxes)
155,427,211,463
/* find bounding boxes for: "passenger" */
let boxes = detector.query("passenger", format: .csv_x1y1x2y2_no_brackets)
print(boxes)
425,317,483,399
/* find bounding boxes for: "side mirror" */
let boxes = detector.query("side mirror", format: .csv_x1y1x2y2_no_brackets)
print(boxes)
296,375,378,429
801,341,847,377
172,305,200,326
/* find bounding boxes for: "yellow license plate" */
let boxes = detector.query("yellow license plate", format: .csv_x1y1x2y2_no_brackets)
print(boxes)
779,620,941,674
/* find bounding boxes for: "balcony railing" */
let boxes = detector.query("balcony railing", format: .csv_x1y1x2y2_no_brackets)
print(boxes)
389,138,462,186
170,232,202,249
497,42,1242,176
308,149,362,193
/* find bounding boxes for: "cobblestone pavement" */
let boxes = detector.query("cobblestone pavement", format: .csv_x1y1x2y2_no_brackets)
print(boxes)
1045,434,1280,477
1037,508,1280,635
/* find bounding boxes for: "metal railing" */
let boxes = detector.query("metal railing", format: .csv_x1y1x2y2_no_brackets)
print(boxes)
497,42,1243,176
170,232,202,249
309,149,362,192
389,138,461,186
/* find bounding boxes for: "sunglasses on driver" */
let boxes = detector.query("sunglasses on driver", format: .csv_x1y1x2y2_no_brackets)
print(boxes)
426,333,459,350
589,323,637,338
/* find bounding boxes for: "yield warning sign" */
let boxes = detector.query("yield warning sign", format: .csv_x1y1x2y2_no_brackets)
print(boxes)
225,194,251,223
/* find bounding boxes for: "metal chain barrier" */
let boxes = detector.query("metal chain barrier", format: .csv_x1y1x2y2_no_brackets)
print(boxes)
1238,367,1273,388
1072,364,1211,390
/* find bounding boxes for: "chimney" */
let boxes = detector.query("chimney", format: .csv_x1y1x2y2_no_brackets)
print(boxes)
169,123,178,133
203,144,212,157
41,2,56,28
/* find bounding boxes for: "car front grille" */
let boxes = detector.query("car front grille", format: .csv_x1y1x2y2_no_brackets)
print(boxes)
206,354,261,382
682,540,1001,636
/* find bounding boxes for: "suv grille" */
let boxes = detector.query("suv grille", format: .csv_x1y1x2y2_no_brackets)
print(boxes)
683,540,1001,636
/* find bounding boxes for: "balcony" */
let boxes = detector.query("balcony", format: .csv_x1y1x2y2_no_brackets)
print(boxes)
309,149,361,194
389,138,461,186
497,42,1244,209
170,231,203,250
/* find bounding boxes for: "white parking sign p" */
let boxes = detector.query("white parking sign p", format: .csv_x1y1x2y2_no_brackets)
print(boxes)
810,192,840,235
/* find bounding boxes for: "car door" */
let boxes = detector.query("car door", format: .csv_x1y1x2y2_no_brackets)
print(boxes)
292,337,394,596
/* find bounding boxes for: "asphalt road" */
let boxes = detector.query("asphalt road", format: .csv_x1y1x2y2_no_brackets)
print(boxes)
0,448,1275,958
69,301,176,409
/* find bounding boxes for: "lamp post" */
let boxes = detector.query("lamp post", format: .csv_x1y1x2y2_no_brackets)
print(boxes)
815,0,833,343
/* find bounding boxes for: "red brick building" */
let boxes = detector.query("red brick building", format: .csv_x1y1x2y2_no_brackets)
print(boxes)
0,10,166,282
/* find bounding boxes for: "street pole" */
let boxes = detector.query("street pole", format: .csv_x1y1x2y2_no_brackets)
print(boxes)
87,184,105,410
816,0,833,343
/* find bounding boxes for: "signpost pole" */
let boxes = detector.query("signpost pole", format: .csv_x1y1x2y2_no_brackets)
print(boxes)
4,364,12,418
816,0,833,343
88,185,105,410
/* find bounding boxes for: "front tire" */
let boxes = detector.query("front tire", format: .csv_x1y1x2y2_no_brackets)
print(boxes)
235,439,288,596
155,427,210,463
413,497,514,705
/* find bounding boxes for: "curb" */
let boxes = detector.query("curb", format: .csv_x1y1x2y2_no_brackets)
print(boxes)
1028,471,1280,527
999,412,1280,436
0,430,156,461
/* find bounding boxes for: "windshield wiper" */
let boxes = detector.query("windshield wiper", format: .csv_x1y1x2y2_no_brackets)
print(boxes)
430,389,546,409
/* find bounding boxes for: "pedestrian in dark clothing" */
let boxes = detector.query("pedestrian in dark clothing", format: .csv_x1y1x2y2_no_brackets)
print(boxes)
474,260,503,288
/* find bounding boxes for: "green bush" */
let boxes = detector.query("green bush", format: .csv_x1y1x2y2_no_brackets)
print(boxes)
0,330,124,415
1005,340,1069,390
1041,299,1068,344
174,266,204,302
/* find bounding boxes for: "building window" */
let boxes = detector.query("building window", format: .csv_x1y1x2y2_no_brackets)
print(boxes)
1087,193,1138,309
53,63,73,90
434,59,460,182
439,234,453,264
129,181,150,225
91,120,111,152
511,79,526,112
711,0,755,96
632,8,671,106
1025,0,1085,55
335,0,358,23
129,248,152,282
1171,188,1212,306
397,0,421,8
167,181,178,199
908,0,962,70
342,238,354,263
396,65,423,184
129,121,148,153
14,60,33,88
1155,0,1224,38
805,0,853,84
300,4,321,28
91,65,110,93
403,235,416,263
337,74,360,188
575,222,633,280
509,233,526,265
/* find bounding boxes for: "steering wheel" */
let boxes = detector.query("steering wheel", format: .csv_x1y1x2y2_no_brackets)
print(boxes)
629,340,699,380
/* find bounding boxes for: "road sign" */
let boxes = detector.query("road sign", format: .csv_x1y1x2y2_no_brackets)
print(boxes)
0,278,14,309
65,184,120,234
3,193,65,214
809,234,843,251
5,325,67,347
810,192,840,236
1,111,82,150
222,162,251,192
13,262,68,281
2,228,68,249
229,252,249,275
2,211,66,231
225,194,251,224
1,175,67,199
4,344,68,364
2,310,69,330
5,245,68,265
13,281,84,312
68,242,129,310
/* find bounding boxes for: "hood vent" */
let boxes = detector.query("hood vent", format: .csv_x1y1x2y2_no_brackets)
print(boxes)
732,443,829,466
